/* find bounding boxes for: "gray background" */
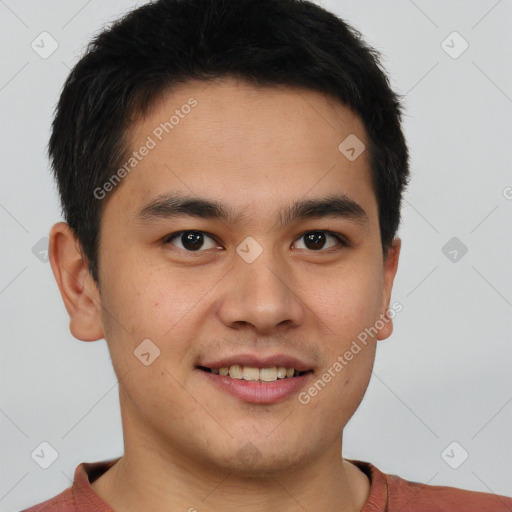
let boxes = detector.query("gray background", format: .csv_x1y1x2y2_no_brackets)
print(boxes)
1,0,511,510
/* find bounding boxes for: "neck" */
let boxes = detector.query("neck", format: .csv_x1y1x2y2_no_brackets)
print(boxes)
92,436,369,512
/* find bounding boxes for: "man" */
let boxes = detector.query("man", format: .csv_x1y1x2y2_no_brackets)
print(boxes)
23,0,512,510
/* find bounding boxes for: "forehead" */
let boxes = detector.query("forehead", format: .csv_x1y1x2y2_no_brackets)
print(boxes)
129,77,368,163
105,77,377,228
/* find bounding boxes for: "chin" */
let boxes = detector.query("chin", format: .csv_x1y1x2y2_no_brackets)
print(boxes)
208,438,310,477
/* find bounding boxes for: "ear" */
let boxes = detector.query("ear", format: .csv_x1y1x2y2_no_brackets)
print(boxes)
376,236,401,341
49,222,104,341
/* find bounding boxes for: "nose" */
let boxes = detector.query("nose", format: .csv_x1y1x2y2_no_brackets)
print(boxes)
216,245,305,334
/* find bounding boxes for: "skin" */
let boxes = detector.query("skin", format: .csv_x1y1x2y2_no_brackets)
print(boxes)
49,77,401,512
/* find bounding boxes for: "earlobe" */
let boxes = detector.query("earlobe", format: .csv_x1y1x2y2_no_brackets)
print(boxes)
49,222,104,342
376,236,401,341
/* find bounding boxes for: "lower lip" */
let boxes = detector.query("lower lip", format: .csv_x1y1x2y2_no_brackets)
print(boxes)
196,369,313,404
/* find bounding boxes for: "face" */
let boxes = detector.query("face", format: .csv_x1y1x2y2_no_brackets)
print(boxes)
73,78,400,474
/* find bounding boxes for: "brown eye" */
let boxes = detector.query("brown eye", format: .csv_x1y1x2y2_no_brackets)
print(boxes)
164,231,218,251
294,231,347,251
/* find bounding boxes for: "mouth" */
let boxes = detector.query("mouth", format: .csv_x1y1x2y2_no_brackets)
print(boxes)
195,364,315,404
196,365,313,381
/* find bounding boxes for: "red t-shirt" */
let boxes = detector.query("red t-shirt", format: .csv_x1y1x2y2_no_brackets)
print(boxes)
21,457,512,511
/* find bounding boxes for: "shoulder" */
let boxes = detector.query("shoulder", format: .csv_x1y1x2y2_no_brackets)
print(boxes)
386,471,512,511
19,458,119,512
19,487,75,512
348,459,512,512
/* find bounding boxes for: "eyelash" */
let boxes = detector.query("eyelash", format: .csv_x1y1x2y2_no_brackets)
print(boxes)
162,230,350,253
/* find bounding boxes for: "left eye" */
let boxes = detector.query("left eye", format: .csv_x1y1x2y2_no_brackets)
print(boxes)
163,230,347,252
293,231,346,251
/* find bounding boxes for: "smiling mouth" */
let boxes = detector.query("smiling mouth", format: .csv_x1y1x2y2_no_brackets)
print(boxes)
196,365,312,382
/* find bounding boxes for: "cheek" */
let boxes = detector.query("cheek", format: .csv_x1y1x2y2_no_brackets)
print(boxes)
101,259,195,336
314,326,377,429
99,257,225,378
98,267,199,413
306,263,383,337
302,262,381,409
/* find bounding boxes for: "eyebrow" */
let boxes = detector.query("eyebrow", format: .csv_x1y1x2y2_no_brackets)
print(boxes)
134,192,369,229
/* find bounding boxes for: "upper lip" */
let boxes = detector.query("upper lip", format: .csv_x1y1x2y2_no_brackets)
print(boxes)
198,353,315,373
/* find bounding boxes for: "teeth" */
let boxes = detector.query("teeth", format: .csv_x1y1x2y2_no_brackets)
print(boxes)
211,365,302,381
260,367,278,382
242,366,260,381
277,366,287,378
229,364,243,379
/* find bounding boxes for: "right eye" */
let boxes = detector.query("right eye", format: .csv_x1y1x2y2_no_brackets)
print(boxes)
162,230,222,252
